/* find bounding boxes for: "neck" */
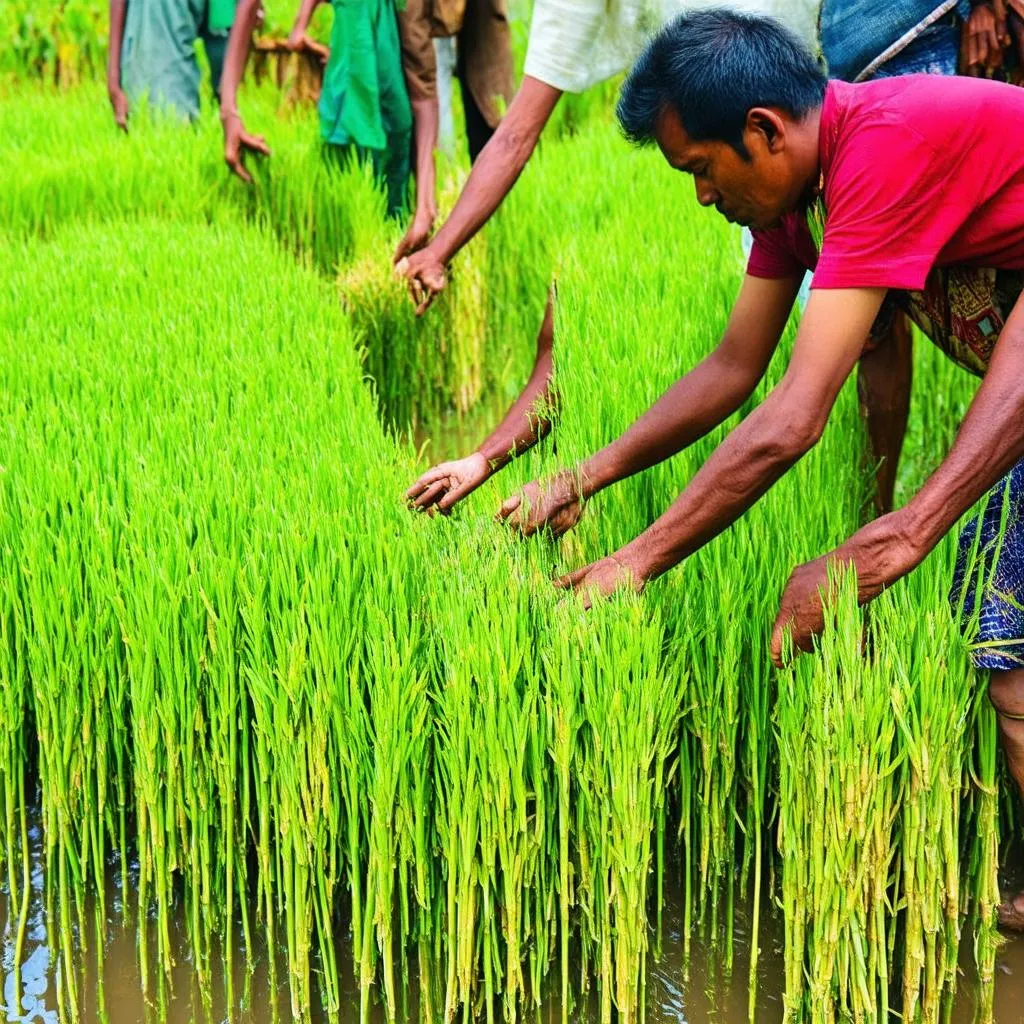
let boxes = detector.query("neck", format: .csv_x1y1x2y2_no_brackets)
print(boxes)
790,104,824,202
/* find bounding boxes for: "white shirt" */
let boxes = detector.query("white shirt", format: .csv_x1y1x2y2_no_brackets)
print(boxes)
523,1,820,94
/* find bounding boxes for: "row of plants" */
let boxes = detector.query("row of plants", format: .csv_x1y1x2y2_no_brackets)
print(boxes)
0,85,1018,1024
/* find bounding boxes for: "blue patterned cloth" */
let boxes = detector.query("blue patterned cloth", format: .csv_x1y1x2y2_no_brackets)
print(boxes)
819,0,969,82
951,460,1024,670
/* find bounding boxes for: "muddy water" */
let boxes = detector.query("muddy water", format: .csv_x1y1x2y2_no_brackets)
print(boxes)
2,801,1022,1023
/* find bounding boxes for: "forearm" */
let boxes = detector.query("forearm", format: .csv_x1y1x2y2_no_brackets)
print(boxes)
904,358,1024,558
578,353,763,500
427,76,561,264
220,0,263,115
291,0,324,36
624,392,819,579
832,313,1024,601
410,97,439,221
107,0,127,90
478,344,553,469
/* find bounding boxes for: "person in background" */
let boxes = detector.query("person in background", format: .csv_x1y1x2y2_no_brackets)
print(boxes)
220,0,412,218
402,0,817,516
393,0,516,262
108,0,237,128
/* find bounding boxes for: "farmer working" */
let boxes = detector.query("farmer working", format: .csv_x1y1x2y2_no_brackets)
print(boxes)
496,9,1024,929
108,0,236,128
403,0,817,513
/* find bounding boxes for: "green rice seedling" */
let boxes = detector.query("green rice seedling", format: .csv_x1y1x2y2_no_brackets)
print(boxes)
0,89,1016,1024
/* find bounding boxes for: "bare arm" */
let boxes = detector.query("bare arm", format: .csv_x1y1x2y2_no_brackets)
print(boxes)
406,296,555,513
579,274,801,499
556,287,886,599
394,97,440,263
220,0,271,182
396,76,563,313
773,287,1024,661
220,0,263,117
499,274,801,536
107,0,129,129
289,0,325,42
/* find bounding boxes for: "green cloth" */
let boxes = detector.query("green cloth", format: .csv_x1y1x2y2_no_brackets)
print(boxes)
318,0,412,216
207,0,236,34
121,0,235,120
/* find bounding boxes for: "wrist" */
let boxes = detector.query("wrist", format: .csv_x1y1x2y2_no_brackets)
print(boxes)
617,534,670,585
471,448,500,476
836,508,929,597
578,454,620,500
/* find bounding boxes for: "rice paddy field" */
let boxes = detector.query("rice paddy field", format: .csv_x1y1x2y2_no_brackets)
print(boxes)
1,64,1023,1024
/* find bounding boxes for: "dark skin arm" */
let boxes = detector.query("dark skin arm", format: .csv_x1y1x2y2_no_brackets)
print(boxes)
497,273,802,537
407,295,555,512
394,97,440,264
772,288,1024,664
395,76,563,314
858,313,913,516
107,0,129,130
220,0,275,182
553,287,886,604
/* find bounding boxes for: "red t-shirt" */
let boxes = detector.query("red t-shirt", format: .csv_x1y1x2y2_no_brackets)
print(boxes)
747,76,1024,290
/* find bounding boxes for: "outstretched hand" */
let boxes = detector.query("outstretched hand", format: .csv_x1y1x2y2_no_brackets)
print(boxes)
553,553,645,609
223,112,270,184
393,208,436,265
395,247,448,315
406,452,491,514
770,555,833,667
495,470,586,539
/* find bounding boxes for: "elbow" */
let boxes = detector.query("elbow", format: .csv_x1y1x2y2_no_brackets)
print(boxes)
763,407,825,464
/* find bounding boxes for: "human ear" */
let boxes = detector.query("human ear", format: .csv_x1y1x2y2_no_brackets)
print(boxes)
745,108,787,153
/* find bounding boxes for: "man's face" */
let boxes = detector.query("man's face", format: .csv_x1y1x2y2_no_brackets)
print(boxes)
652,106,800,231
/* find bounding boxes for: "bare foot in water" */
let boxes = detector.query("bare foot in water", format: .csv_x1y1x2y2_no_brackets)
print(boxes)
997,892,1024,931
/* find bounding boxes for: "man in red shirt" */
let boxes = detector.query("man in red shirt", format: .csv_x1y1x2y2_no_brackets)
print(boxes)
497,9,1024,928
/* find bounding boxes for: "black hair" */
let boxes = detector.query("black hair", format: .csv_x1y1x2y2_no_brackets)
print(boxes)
616,8,826,156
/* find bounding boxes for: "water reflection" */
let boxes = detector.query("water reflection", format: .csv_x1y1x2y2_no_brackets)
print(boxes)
1,800,1021,1023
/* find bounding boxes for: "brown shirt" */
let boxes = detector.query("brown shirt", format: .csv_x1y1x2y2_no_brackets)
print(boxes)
398,0,514,129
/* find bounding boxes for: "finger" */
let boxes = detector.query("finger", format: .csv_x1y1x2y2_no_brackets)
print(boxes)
987,26,1004,69
395,256,410,278
552,564,592,591
405,467,447,499
393,241,409,265
770,619,787,669
413,480,448,511
245,133,271,156
437,479,478,512
415,290,435,317
229,159,253,185
495,493,522,523
1009,0,1024,21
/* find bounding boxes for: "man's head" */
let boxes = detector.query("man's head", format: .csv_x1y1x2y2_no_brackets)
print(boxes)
617,9,826,230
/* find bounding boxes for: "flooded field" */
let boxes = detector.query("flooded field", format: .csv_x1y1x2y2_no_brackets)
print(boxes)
3,802,1022,1024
